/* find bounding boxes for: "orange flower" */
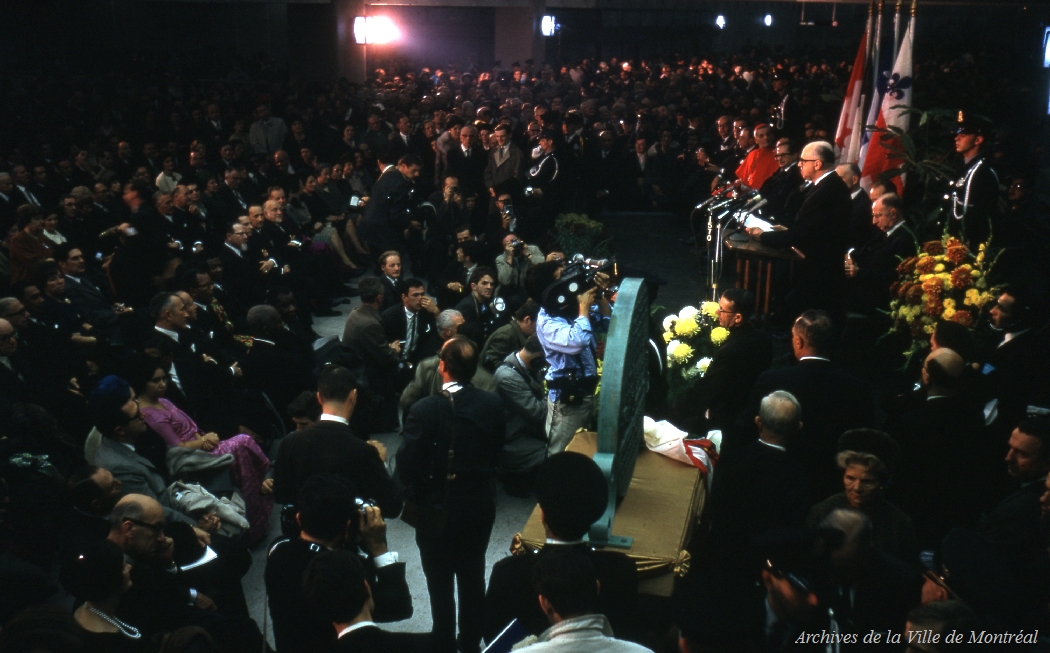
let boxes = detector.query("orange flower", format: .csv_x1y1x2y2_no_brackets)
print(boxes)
945,237,963,249
896,257,918,275
889,282,901,298
922,241,945,255
915,257,937,275
950,310,974,327
906,285,924,303
946,245,969,265
950,267,970,290
921,277,942,294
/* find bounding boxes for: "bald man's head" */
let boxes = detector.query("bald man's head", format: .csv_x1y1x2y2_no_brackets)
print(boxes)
923,347,964,395
109,494,167,558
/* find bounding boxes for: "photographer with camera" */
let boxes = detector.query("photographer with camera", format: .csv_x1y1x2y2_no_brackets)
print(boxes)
496,232,544,311
266,474,412,653
526,260,612,455
455,266,508,348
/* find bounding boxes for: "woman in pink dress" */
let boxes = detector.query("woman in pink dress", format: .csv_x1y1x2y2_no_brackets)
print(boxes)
132,362,273,543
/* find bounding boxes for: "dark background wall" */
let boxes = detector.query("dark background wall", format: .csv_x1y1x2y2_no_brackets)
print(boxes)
1,0,1047,76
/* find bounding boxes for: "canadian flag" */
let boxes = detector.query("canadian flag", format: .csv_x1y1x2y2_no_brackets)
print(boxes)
860,20,914,193
834,27,869,163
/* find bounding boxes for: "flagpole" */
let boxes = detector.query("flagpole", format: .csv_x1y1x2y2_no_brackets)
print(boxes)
871,0,884,97
893,0,903,56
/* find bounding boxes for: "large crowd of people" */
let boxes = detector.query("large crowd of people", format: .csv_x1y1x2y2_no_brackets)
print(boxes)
1,40,1050,653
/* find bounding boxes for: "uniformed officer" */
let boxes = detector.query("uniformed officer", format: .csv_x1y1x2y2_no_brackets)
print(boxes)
947,112,1001,247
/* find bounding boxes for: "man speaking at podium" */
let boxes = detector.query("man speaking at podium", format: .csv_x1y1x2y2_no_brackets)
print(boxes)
747,140,851,317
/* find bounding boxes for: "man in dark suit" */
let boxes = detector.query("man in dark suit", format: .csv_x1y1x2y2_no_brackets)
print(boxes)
836,162,877,250
582,130,627,216
672,288,773,433
980,417,1050,622
703,391,808,572
241,305,315,426
56,243,128,343
386,113,425,162
845,193,917,318
484,451,639,643
455,266,508,348
266,475,412,653
484,124,525,200
272,365,402,516
888,348,986,552
218,221,270,308
381,278,440,389
732,310,875,503
214,167,251,224
445,125,487,199
341,277,402,434
758,140,803,221
982,287,1050,434
395,336,504,653
376,251,404,312
302,549,432,653
749,141,852,317
772,73,804,143
359,155,422,255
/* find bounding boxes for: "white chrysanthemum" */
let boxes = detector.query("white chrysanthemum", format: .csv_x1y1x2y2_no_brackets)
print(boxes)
678,305,699,321
697,357,713,375
662,315,677,332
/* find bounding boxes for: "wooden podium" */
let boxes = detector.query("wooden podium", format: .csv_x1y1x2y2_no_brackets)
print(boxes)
724,230,802,319
514,431,706,597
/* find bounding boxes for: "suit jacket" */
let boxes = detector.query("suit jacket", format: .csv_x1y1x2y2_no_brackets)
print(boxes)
217,243,268,308
334,626,432,653
847,224,917,316
445,145,488,196
386,131,425,161
847,188,876,250
266,538,412,653
981,329,1050,430
980,479,1050,617
92,436,195,524
399,354,498,414
342,305,399,369
396,385,504,506
380,304,438,364
378,276,402,313
242,331,316,420
360,167,415,252
479,320,528,372
734,359,875,502
484,543,639,643
492,352,548,474
703,440,809,567
760,172,852,312
887,395,987,551
63,274,118,329
484,143,525,192
272,419,403,515
672,324,773,432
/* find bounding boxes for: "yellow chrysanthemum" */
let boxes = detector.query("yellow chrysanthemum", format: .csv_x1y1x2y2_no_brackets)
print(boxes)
943,298,956,310
977,292,995,307
673,315,700,337
942,307,956,321
669,342,694,364
662,331,673,343
970,269,982,278
933,263,945,273
710,327,730,346
700,301,720,320
923,324,935,334
964,289,980,306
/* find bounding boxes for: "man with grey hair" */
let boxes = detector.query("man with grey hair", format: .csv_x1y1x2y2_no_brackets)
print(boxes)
819,508,920,638
702,390,808,574
836,161,875,249
845,192,917,317
447,124,487,200
749,140,852,316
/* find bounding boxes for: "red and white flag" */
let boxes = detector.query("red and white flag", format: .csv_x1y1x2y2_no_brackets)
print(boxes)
834,26,870,164
860,19,914,193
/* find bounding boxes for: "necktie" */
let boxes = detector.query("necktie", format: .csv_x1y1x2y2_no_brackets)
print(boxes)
405,312,415,357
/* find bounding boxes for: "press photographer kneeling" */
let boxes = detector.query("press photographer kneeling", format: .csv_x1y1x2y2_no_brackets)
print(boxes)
526,259,614,456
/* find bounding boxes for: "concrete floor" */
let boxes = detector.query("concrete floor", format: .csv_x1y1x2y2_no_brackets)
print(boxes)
242,211,703,642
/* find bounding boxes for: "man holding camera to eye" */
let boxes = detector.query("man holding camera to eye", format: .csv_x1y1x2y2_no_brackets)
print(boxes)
497,232,544,310
265,474,412,653
526,261,611,456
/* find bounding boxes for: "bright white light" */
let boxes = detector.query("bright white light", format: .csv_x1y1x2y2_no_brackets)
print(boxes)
715,15,726,29
764,14,773,27
541,15,557,37
353,16,399,45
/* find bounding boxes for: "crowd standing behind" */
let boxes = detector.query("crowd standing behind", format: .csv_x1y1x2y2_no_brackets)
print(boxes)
0,44,1050,653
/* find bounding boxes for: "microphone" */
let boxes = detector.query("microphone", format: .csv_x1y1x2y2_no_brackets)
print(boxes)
748,198,769,212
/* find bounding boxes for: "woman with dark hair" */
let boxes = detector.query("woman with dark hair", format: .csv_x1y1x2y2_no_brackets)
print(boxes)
9,204,53,283
155,154,182,193
128,358,273,543
66,539,148,653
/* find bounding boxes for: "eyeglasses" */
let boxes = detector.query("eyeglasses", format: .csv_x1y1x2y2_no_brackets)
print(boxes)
872,211,892,218
716,308,738,315
125,517,166,535
799,158,818,164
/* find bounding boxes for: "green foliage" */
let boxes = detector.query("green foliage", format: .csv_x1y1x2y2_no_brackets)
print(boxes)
554,213,612,259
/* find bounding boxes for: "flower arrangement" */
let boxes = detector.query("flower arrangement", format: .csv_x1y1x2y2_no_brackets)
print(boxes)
661,301,726,399
888,235,996,361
